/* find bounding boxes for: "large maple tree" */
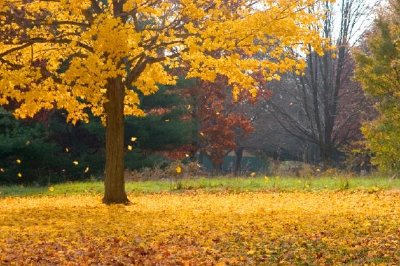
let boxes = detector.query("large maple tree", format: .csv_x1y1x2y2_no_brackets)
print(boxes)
0,0,324,203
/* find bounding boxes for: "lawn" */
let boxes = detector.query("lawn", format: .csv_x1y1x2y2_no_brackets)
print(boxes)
1,176,400,197
1,177,400,264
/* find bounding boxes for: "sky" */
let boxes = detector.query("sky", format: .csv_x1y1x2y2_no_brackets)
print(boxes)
330,0,385,45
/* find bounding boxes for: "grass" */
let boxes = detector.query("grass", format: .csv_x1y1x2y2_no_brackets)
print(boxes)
1,175,400,197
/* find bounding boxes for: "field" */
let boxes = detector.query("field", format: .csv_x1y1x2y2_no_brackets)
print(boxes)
1,177,400,265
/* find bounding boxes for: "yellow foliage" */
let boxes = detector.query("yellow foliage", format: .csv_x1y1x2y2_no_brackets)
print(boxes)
0,0,325,124
1,191,400,264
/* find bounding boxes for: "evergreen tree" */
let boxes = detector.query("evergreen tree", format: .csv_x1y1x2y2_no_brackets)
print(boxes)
125,79,195,169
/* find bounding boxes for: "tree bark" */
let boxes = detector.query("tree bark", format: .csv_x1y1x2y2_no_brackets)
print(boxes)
211,157,223,176
320,143,333,170
234,147,244,176
103,78,129,204
212,162,223,175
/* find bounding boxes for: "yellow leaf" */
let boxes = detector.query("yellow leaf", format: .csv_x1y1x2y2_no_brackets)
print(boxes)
247,250,256,255
176,166,182,174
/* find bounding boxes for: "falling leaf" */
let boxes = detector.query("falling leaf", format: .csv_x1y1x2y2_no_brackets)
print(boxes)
16,159,21,164
17,172,22,178
130,137,137,142
176,166,182,174
0,168,4,172
65,147,69,152
264,176,269,182
73,161,79,165
250,172,256,177
127,145,133,151
48,186,54,192
185,154,190,158
165,119,170,122
25,140,30,145
84,167,90,173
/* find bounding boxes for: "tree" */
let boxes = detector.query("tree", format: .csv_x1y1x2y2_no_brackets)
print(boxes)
125,80,194,169
194,78,254,173
0,0,324,203
265,0,379,167
355,0,400,173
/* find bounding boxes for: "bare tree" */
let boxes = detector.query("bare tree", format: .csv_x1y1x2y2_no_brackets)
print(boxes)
266,0,380,167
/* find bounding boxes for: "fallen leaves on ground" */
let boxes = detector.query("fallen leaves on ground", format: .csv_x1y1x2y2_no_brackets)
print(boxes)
1,191,400,265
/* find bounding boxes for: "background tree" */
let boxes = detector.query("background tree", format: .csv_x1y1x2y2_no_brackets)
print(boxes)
125,79,194,169
194,78,254,174
228,80,272,176
265,0,380,167
0,108,106,184
0,0,324,203
355,0,400,174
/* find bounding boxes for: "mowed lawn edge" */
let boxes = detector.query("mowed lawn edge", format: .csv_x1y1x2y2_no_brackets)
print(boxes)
1,176,400,198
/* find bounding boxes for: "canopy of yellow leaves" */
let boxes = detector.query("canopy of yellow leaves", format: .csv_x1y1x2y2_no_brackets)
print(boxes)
1,191,400,264
0,0,325,123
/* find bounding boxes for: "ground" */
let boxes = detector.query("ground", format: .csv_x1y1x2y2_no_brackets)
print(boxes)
1,177,400,265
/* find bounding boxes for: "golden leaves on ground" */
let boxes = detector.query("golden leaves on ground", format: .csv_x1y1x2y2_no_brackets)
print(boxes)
1,191,400,264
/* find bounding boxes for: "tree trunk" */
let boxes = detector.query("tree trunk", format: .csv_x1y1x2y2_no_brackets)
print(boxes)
103,78,129,204
211,158,223,176
234,147,244,176
213,163,223,175
320,144,332,170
